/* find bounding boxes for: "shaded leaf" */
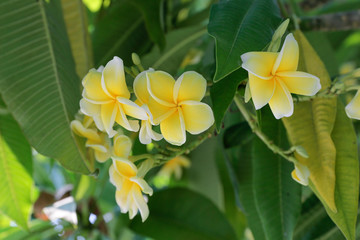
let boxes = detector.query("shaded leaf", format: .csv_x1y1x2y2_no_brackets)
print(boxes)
0,0,90,174
92,1,151,66
0,111,33,229
130,188,237,240
208,0,281,82
61,0,93,78
131,0,165,50
223,121,252,148
142,25,207,75
210,68,247,131
282,30,337,211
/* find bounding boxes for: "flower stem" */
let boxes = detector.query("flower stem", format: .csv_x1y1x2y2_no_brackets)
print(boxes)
234,94,297,163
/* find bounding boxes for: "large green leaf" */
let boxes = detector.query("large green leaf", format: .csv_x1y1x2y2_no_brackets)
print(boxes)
282,30,337,212
0,0,90,174
92,1,151,66
313,100,359,240
207,0,281,82
61,0,93,78
210,68,247,131
0,110,33,229
131,0,165,50
236,107,301,240
130,188,237,240
142,25,207,75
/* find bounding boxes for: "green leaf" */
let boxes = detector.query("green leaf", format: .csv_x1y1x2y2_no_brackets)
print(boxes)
92,1,152,66
207,0,281,82
0,0,90,174
61,0,93,78
131,0,165,50
282,30,337,212
313,100,359,240
130,188,237,240
223,121,252,148
210,69,247,131
0,111,33,229
142,25,207,75
237,107,301,240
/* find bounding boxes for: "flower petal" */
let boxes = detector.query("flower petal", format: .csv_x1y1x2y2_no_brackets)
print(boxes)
273,33,299,74
147,71,176,107
291,163,310,186
132,186,149,222
82,70,113,103
160,109,186,146
346,90,360,120
101,102,118,137
80,99,104,131
180,101,214,134
269,79,294,119
241,52,278,79
70,120,101,142
116,103,140,132
113,134,132,158
101,56,130,98
174,71,206,103
277,71,321,96
131,177,153,196
134,70,153,105
139,121,152,145
94,149,111,163
109,165,123,189
249,73,275,110
112,157,137,178
146,121,163,141
117,97,148,120
147,97,175,124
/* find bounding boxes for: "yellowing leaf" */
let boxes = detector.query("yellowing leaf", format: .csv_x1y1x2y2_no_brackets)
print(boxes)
282,30,337,212
61,0,93,78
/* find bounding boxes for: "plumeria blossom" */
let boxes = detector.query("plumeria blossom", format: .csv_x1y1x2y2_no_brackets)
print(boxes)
133,70,163,144
80,57,147,137
70,116,111,163
109,135,153,221
291,162,310,186
241,33,321,119
157,155,191,180
345,90,360,120
134,70,214,145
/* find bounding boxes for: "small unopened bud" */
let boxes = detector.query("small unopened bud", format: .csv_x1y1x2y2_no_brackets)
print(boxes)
132,53,141,66
272,19,290,41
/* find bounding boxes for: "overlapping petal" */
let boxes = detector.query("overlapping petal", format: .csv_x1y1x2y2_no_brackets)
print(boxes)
117,97,147,120
269,79,293,119
70,120,101,142
80,99,104,131
101,56,130,99
160,109,186,146
291,163,310,186
180,101,214,134
241,52,278,79
82,70,113,103
346,90,360,120
147,71,176,107
101,102,118,137
273,33,299,74
174,71,206,103
277,71,321,95
248,73,275,109
116,103,140,132
134,70,153,105
147,97,175,124
113,157,137,178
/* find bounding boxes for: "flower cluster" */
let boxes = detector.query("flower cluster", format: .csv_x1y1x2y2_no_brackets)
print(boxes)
71,56,214,221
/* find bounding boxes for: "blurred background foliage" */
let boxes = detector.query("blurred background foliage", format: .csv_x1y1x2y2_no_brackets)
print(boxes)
0,0,360,239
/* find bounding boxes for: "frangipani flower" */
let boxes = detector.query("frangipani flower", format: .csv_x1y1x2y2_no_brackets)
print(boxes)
80,57,147,137
70,117,111,162
291,162,310,186
134,71,163,144
157,155,191,180
134,70,214,145
345,90,360,120
241,33,321,119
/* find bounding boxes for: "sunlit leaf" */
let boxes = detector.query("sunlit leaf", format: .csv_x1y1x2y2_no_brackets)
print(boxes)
61,0,93,78
0,0,91,174
0,110,33,229
208,0,281,82
282,30,337,212
130,188,237,240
